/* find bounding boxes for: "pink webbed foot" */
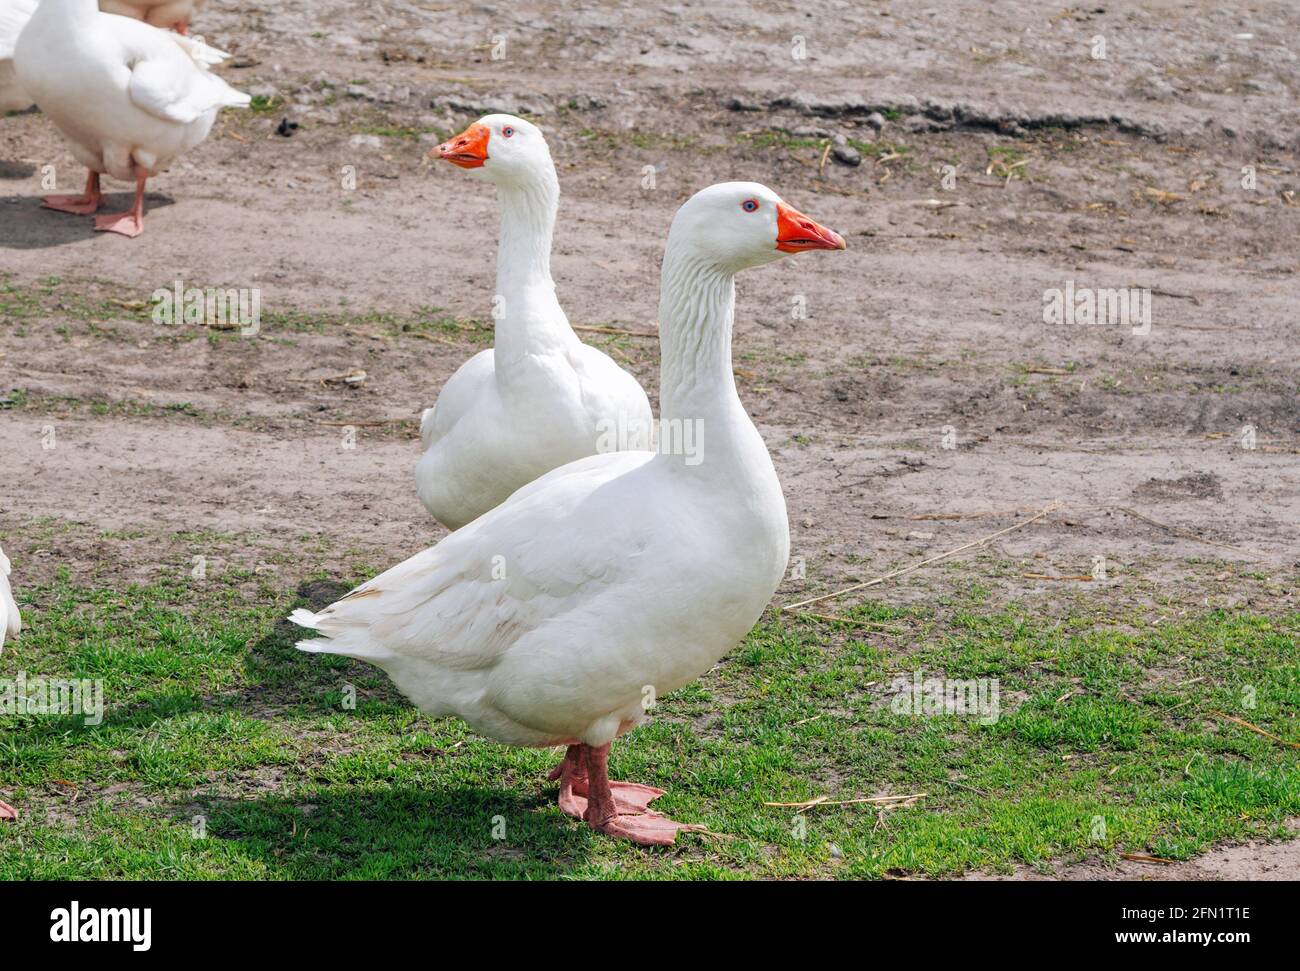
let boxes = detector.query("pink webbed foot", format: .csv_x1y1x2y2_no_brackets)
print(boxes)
94,210,144,238
575,743,703,847
42,194,102,216
552,744,666,819
586,809,702,847
563,780,667,819
42,171,102,215
0,800,17,821
93,167,148,238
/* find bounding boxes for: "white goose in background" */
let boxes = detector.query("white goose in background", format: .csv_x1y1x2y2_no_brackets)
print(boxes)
293,183,845,845
12,0,247,237
416,114,653,530
0,0,206,113
102,0,205,32
0,544,21,822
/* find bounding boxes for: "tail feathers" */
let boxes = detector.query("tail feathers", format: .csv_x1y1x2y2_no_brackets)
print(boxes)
288,607,320,630
289,606,389,662
172,34,231,69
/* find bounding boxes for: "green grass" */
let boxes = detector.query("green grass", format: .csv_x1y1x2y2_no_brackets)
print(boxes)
0,274,494,347
0,547,1296,879
248,95,284,115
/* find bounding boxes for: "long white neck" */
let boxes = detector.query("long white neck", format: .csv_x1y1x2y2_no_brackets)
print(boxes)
656,244,765,471
491,163,577,363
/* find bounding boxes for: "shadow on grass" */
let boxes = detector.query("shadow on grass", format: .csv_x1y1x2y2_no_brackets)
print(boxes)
181,784,589,879
178,580,596,878
231,579,411,714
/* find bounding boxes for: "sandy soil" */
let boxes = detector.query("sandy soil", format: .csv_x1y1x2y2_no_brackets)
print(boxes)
1,1,1297,876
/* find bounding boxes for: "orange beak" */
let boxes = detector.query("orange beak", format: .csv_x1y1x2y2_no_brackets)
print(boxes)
434,123,490,169
775,201,847,253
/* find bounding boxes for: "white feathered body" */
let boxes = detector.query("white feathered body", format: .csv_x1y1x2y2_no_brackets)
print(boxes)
298,442,788,748
0,0,208,114
13,0,247,179
0,0,38,112
0,546,20,652
416,340,652,530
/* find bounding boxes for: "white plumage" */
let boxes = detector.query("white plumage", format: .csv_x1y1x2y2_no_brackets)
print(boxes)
416,115,653,529
0,543,16,820
0,544,18,653
0,0,208,113
12,0,248,235
0,0,39,112
293,183,845,843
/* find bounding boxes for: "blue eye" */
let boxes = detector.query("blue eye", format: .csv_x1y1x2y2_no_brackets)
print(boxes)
502,126,515,138
741,199,759,212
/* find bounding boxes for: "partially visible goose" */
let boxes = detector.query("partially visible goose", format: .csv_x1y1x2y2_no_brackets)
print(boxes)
0,0,206,113
102,0,205,32
13,0,248,237
0,544,20,822
416,114,653,530
293,183,845,845
0,0,38,112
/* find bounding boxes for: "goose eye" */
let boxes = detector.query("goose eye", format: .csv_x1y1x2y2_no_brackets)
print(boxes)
502,126,515,138
741,199,759,213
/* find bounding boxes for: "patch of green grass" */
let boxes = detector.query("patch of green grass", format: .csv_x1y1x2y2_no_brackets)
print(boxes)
248,95,284,115
0,538,1296,879
0,274,494,348
987,144,1031,180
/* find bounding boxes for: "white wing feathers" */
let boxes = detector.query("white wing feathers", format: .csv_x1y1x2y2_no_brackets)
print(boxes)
127,38,249,124
293,452,652,671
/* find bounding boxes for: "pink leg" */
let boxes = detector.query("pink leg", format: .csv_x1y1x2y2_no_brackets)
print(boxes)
94,167,148,238
551,745,588,819
580,743,702,847
0,799,16,822
42,170,102,215
552,743,667,819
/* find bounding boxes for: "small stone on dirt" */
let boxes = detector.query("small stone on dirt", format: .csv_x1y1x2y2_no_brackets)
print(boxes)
832,144,862,166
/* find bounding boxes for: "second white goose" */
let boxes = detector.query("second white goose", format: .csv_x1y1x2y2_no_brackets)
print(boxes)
416,114,653,530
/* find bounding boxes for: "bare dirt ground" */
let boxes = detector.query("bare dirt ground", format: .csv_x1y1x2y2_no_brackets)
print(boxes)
1,1,1297,878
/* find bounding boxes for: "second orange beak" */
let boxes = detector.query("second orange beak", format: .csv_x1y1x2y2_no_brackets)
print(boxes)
775,201,847,252
434,123,491,169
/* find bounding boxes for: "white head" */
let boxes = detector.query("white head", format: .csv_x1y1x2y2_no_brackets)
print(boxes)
666,182,846,273
432,114,553,187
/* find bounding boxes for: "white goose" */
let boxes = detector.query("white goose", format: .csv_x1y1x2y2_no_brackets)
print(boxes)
293,183,845,845
416,114,653,530
0,544,21,822
0,0,206,113
102,0,204,32
12,0,248,237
